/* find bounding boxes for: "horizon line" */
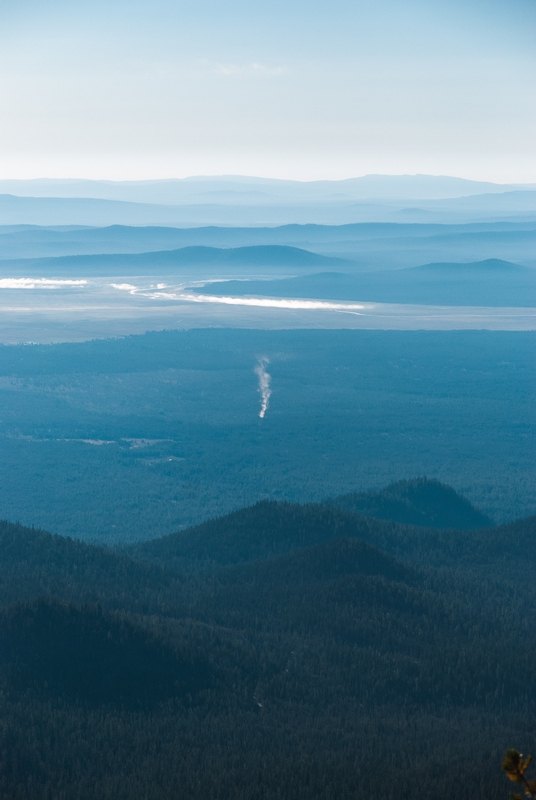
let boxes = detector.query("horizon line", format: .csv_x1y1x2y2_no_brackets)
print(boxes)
1,173,535,188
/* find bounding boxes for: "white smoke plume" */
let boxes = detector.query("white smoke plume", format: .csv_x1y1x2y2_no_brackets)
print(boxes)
255,357,272,419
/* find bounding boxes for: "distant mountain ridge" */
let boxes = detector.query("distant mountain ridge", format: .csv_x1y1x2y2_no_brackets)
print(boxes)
1,222,535,265
0,244,346,276
410,258,526,273
1,183,536,225
2,175,534,205
192,259,536,306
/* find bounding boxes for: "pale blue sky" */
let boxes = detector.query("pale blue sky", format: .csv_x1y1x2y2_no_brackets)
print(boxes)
0,0,534,181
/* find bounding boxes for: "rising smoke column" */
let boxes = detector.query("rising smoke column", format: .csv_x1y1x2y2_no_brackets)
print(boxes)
255,357,272,418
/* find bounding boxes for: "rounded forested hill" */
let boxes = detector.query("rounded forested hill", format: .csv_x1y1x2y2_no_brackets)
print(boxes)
129,479,493,569
127,500,415,568
327,477,493,529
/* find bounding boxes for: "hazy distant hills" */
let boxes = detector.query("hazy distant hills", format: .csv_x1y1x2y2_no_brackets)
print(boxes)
0,193,179,227
0,244,346,277
2,174,534,204
424,258,523,279
2,222,534,275
193,259,536,306
1,175,536,225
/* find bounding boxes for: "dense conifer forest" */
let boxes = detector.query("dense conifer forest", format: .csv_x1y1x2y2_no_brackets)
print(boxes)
0,328,534,542
0,478,535,799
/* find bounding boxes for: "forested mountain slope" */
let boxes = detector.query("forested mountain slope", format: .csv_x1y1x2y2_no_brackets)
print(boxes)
188,536,536,708
0,519,182,611
127,500,420,568
126,489,536,588
1,497,536,800
127,478,494,570
0,599,208,706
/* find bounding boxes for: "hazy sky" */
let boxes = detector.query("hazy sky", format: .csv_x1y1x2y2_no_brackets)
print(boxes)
0,0,534,182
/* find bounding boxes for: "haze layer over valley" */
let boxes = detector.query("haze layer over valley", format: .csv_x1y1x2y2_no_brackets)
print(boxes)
0,190,535,342
2,175,536,226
